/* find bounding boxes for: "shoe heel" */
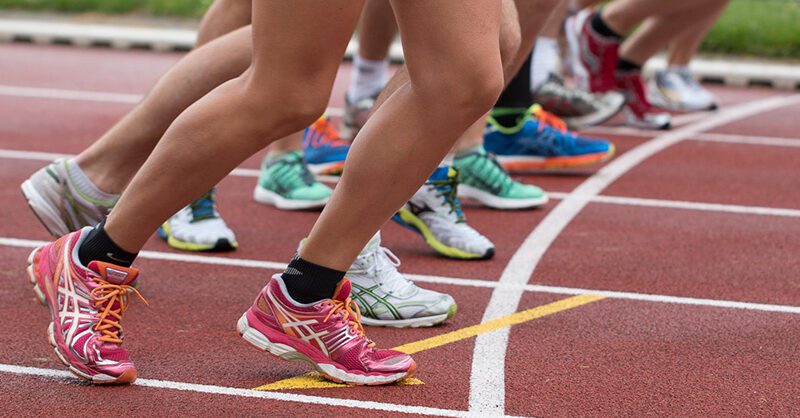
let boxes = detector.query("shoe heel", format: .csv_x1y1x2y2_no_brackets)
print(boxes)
26,248,46,305
237,314,298,360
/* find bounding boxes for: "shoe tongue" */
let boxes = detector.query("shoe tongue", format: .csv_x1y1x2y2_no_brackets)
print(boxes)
88,261,139,286
332,278,352,302
427,166,450,183
364,232,381,252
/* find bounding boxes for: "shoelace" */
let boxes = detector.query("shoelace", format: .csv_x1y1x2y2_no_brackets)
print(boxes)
310,117,351,147
189,190,218,223
323,297,365,338
90,282,148,344
428,170,466,223
676,70,706,93
474,151,514,194
352,245,416,296
272,153,317,188
531,105,568,133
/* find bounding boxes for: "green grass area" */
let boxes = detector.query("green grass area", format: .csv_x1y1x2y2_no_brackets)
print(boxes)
0,0,211,17
702,0,800,59
0,0,799,58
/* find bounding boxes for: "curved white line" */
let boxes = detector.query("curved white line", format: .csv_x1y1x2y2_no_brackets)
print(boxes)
467,94,800,414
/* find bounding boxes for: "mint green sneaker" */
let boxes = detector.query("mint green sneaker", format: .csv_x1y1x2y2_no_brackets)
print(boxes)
253,151,332,210
453,146,548,209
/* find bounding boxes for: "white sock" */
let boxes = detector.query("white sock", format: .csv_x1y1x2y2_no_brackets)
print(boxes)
65,159,119,201
530,37,560,91
347,53,389,103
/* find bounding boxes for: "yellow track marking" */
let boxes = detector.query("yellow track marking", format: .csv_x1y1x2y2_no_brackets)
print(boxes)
253,294,604,391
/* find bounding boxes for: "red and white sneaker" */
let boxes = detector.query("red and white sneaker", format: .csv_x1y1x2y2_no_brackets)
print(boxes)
616,70,672,130
26,228,145,384
238,275,417,385
566,9,620,93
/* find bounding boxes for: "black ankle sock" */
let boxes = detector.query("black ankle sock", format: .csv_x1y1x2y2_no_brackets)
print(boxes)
590,11,622,40
78,221,138,268
492,54,534,129
281,255,345,304
616,58,642,72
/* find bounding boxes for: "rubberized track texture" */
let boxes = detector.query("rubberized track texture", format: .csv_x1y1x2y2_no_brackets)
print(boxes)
1,43,799,416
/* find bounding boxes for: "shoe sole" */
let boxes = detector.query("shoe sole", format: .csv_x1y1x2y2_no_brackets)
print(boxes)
252,186,329,210
26,247,137,385
360,303,457,328
562,94,627,130
237,314,416,385
496,145,616,172
157,223,238,252
393,209,495,260
21,179,70,238
306,161,345,176
458,184,549,210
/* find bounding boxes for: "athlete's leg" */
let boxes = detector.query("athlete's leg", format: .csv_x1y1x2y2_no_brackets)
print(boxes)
600,0,705,36
196,0,251,46
299,0,504,270
619,0,730,67
666,0,729,66
75,27,253,194
104,1,363,252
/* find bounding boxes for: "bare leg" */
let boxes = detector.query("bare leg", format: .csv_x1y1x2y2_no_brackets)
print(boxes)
300,0,504,270
601,0,709,35
196,0,252,46
105,0,364,252
76,27,253,194
619,0,730,66
667,0,729,66
357,0,397,61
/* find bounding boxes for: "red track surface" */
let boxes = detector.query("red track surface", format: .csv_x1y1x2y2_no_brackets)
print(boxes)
1,42,799,416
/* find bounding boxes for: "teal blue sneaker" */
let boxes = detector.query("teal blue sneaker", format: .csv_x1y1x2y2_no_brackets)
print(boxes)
253,151,332,210
454,146,548,209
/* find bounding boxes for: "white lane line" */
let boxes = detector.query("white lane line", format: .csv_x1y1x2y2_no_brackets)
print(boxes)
3,236,799,314
546,192,800,218
0,84,346,117
0,85,142,104
467,93,800,415
694,132,800,148
585,125,800,149
4,149,800,218
0,364,486,417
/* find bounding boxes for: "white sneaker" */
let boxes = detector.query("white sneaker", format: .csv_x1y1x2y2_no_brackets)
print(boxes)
21,158,117,237
649,69,719,112
348,233,457,328
393,167,495,260
158,189,238,252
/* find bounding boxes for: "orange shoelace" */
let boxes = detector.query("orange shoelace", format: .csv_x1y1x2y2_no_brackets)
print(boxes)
310,117,350,147
90,283,148,344
323,297,365,339
531,106,568,133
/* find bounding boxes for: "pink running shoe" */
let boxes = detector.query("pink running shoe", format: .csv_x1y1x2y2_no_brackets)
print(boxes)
238,275,416,385
566,9,620,93
25,228,145,385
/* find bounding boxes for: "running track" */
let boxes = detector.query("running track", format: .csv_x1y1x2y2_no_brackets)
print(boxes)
1,43,799,416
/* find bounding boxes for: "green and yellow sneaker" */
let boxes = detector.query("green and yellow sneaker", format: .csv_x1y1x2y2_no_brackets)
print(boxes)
253,151,332,210
454,146,548,209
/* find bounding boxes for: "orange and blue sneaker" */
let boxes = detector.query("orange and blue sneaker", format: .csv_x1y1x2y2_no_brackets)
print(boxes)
25,228,145,384
238,275,416,385
484,105,615,171
302,116,351,175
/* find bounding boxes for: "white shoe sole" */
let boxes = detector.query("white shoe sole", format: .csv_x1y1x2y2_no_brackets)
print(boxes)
360,312,450,328
237,314,410,385
253,186,328,210
458,184,549,209
21,178,70,237
562,93,627,130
